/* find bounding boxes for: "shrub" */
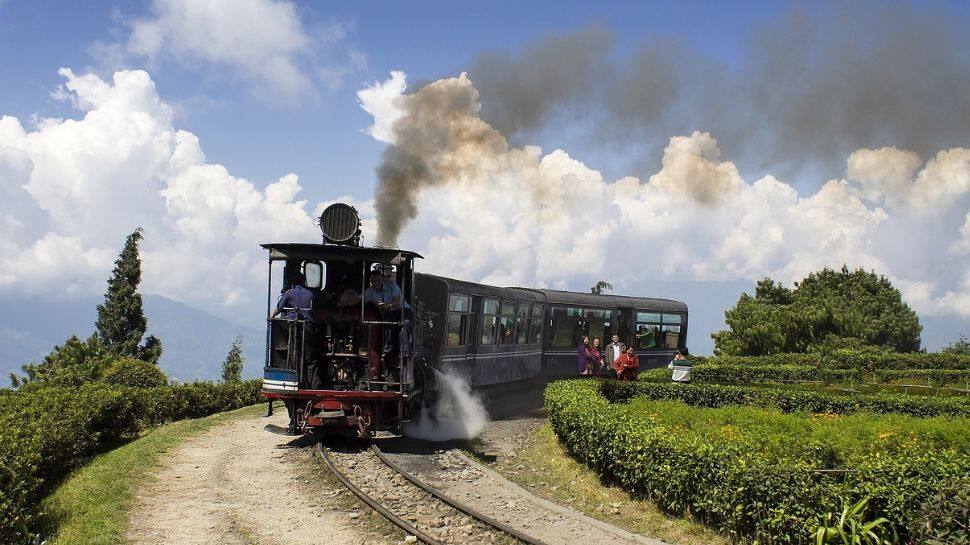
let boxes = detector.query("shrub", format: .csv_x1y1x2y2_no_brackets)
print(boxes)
0,380,261,543
694,350,970,372
545,379,969,543
101,357,169,388
600,380,970,418
673,362,970,387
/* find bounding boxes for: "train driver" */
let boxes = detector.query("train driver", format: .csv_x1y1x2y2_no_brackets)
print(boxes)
269,272,314,321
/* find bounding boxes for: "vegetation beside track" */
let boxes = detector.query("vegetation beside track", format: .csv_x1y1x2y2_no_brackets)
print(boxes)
0,381,262,544
545,379,969,544
601,380,970,417
485,423,730,545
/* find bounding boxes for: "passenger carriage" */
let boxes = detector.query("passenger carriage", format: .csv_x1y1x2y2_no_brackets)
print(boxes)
261,204,688,436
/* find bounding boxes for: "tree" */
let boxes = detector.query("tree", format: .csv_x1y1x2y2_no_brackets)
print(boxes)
943,334,970,355
95,228,162,362
712,266,922,356
590,281,614,295
11,334,112,389
221,336,244,383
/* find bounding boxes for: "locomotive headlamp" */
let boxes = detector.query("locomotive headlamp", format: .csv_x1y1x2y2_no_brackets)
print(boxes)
318,203,361,245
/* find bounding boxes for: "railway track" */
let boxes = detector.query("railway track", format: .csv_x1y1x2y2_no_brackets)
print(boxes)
316,441,548,545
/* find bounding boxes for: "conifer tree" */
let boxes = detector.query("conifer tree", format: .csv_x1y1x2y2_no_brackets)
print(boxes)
221,336,244,383
95,228,162,362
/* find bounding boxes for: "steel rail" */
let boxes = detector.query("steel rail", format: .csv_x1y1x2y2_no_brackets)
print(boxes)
315,442,443,545
371,444,549,545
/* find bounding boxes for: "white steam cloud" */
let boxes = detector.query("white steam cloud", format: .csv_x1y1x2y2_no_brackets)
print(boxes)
402,373,489,441
358,71,970,318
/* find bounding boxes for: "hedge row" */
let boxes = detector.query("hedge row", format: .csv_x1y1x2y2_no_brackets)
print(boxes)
695,351,970,371
600,380,970,418
0,380,261,544
546,379,969,544
676,363,970,387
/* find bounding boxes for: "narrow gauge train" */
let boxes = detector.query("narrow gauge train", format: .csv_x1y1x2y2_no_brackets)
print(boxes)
262,204,688,436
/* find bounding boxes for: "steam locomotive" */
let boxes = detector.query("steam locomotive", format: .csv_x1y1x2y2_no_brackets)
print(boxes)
262,203,688,436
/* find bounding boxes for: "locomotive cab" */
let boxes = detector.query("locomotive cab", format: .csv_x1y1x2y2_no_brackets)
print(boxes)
261,204,423,436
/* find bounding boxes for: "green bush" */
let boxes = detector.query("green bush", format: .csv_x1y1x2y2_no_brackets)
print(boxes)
675,362,970,387
546,379,969,544
696,350,970,372
101,357,169,388
600,381,970,418
0,380,261,543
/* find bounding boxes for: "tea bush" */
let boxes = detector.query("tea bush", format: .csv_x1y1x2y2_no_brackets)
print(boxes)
675,363,970,387
546,379,969,543
600,380,970,417
0,380,261,543
695,350,970,371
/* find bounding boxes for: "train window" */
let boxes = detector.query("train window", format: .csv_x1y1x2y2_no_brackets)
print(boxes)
447,294,472,346
549,306,583,348
637,312,662,323
662,325,682,349
635,323,661,349
481,298,499,345
499,302,517,345
634,310,663,350
304,262,324,289
450,294,470,312
585,308,611,346
662,313,682,325
516,304,531,344
530,305,543,343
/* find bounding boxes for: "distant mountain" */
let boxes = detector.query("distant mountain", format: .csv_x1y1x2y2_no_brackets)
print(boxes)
0,295,263,383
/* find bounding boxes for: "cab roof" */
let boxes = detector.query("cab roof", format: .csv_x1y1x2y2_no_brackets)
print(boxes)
260,243,422,265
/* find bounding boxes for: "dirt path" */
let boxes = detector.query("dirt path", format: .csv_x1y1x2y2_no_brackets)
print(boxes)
126,411,393,545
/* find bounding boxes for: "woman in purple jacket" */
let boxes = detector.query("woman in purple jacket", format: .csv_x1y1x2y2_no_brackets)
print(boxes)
577,336,596,375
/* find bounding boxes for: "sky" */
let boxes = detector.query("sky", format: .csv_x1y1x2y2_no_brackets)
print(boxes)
1,0,969,353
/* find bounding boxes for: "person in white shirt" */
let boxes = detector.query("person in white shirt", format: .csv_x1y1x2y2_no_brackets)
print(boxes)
604,334,626,378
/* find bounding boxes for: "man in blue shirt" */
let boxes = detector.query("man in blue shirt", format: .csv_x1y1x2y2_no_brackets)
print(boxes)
270,273,314,321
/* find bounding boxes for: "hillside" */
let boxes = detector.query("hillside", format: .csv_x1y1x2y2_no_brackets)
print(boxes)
0,295,263,383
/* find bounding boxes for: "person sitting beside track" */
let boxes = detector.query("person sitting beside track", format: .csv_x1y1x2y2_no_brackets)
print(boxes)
612,346,640,381
667,347,692,383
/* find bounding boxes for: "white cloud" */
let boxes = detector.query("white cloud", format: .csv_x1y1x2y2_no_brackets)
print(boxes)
358,72,970,318
0,68,319,307
105,0,364,104
357,70,407,143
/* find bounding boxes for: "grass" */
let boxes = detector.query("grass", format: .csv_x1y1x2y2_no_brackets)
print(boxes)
484,423,730,545
39,404,266,545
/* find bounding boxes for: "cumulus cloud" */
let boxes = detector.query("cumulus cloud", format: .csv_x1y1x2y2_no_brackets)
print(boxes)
359,71,970,317
0,68,320,307
101,0,364,104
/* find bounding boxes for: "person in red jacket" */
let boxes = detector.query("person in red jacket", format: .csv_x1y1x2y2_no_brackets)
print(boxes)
612,346,639,381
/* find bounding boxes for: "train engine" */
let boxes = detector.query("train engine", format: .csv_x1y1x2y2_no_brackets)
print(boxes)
260,203,427,436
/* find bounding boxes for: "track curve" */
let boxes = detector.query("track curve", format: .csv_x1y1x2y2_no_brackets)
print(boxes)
316,440,550,545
